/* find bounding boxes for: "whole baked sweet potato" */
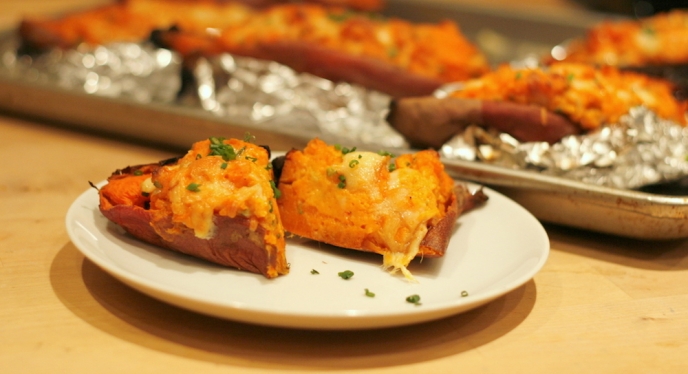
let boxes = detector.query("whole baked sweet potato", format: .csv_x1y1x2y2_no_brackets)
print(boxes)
98,137,289,278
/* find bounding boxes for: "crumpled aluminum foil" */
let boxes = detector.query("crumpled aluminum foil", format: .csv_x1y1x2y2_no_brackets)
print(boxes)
1,39,180,103
440,105,688,189
1,38,405,150
182,54,405,149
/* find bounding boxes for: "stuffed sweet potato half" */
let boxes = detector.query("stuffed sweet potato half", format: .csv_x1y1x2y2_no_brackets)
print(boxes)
98,137,288,279
387,62,688,148
273,138,487,280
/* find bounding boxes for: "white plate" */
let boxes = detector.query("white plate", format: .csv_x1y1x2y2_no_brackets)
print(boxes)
66,181,549,330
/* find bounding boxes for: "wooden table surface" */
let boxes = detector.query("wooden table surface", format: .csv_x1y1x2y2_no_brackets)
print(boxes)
2,1,688,373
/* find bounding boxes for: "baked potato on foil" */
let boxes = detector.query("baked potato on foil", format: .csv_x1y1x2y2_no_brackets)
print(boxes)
388,62,688,149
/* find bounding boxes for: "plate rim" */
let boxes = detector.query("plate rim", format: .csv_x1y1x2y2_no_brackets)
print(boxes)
65,180,549,330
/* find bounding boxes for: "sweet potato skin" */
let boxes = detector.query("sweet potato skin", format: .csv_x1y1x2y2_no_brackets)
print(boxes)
387,96,581,149
101,196,285,277
148,213,283,276
243,41,446,98
418,184,487,257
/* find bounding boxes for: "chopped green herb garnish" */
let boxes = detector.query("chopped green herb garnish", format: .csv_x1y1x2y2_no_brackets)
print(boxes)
186,183,201,192
269,180,282,199
208,137,238,161
133,170,143,176
338,270,354,279
335,144,357,154
311,269,320,275
153,181,163,189
461,290,469,297
378,150,395,157
341,146,357,155
326,167,336,177
195,154,202,160
388,163,397,172
406,294,421,305
220,162,228,169
515,71,523,80
265,163,272,171
365,288,375,297
567,73,575,82
337,174,346,189
349,159,359,168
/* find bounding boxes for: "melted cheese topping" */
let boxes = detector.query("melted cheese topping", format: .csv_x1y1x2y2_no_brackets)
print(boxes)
334,152,437,279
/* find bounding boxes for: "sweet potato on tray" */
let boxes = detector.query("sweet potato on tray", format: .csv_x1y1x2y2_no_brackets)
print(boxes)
151,2,489,97
98,137,289,278
388,62,688,148
274,138,487,280
19,0,489,97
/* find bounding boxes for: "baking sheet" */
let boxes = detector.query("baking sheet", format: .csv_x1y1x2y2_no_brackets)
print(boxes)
443,159,688,240
2,0,688,240
1,0,599,150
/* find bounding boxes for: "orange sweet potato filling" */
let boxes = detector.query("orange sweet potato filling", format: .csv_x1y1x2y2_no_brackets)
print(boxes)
99,173,151,210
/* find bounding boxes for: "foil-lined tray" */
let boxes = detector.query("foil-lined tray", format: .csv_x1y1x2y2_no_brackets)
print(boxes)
2,0,688,239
